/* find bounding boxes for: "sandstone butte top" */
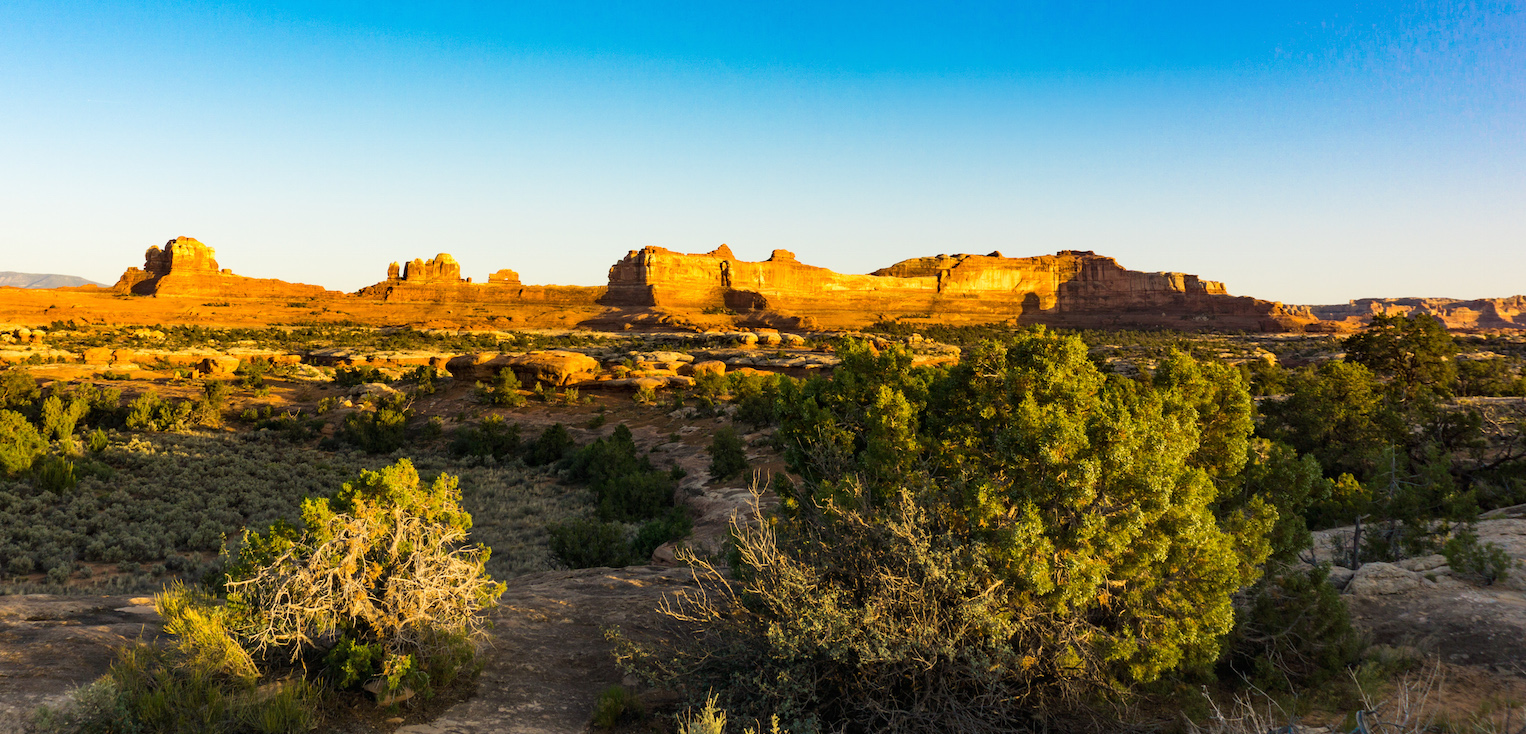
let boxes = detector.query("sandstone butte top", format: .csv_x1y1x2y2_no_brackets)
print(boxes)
95,237,1526,331
113,237,330,299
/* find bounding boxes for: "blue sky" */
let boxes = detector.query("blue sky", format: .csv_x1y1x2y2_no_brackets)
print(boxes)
1,1,1522,302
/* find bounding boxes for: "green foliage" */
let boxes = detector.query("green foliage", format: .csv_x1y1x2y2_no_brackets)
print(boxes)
630,508,692,561
31,455,78,493
1344,312,1458,400
333,365,393,387
1442,525,1517,585
86,427,109,453
548,518,631,568
339,393,412,454
400,365,445,395
1220,565,1365,691
324,636,384,689
1358,446,1478,562
633,384,658,405
621,334,1276,731
592,685,645,729
1240,359,1287,396
40,394,91,440
1234,440,1328,562
564,424,678,522
1260,360,1396,481
125,391,196,432
27,583,321,734
475,368,527,407
0,368,40,408
226,460,504,699
0,409,46,476
524,423,574,466
706,427,749,481
450,415,522,460
1456,357,1526,397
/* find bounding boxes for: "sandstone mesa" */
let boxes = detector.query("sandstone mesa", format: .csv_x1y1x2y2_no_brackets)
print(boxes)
0,236,1516,332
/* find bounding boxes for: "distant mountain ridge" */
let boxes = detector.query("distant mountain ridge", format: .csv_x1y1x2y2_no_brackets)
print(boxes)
0,271,103,289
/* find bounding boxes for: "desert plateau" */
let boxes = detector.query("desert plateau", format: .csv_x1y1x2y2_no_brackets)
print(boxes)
5,3,1526,733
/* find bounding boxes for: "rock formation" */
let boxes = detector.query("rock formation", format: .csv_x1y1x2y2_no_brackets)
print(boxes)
113,237,331,298
606,246,1315,331
1309,297,1526,330
355,254,602,306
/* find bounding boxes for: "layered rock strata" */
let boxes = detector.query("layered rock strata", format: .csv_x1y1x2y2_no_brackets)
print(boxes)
113,237,331,298
1309,297,1526,330
606,246,1315,331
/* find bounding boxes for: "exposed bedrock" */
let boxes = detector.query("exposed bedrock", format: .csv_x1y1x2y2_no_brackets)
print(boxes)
605,245,1316,331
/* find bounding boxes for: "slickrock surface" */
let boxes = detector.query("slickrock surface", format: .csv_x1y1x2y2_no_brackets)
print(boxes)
0,595,165,733
1310,516,1526,674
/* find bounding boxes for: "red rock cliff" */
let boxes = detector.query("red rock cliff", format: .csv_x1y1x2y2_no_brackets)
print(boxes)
605,246,1313,331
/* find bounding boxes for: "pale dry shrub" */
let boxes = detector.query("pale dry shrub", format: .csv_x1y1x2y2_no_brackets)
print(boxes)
1187,662,1444,734
225,460,505,682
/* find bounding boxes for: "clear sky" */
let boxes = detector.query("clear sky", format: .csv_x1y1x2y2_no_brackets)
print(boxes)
2,1,1522,303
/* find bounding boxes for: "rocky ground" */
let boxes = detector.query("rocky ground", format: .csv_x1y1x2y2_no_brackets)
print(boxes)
0,595,163,731
1308,508,1526,676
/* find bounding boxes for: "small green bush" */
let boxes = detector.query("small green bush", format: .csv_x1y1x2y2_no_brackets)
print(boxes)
125,391,195,432
31,455,78,493
402,365,445,395
450,415,521,460
524,423,574,466
633,385,658,405
706,427,749,481
564,424,678,522
730,372,791,426
592,684,645,729
333,365,393,387
1443,525,1517,585
0,409,46,476
339,393,412,454
475,368,527,407
226,460,504,700
0,368,40,409
87,427,109,453
1220,565,1365,690
630,508,692,561
547,518,630,568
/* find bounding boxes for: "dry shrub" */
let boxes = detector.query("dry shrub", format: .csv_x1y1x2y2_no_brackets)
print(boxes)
1187,663,1446,734
613,487,1114,734
225,459,505,696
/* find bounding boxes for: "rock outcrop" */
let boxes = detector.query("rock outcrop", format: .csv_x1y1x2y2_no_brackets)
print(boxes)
113,237,331,299
355,254,602,306
1309,297,1526,330
606,246,1316,331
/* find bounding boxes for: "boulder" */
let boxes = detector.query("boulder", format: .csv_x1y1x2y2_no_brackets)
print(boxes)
110,349,136,365
1345,562,1424,596
1326,566,1355,590
81,347,112,365
506,351,600,387
679,360,726,377
198,356,241,375
584,376,694,391
1396,554,1449,573
781,333,807,347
